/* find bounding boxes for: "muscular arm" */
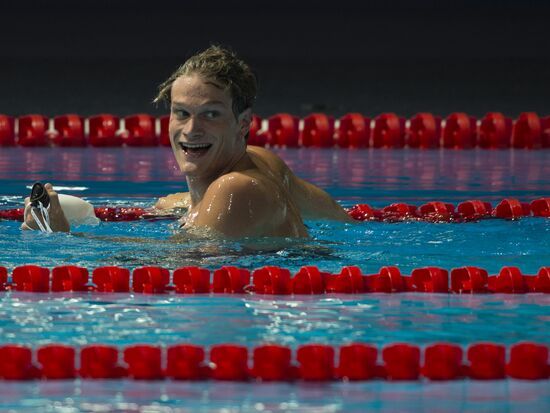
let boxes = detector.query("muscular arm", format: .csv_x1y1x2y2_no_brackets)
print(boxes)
191,173,298,238
247,146,352,223
289,175,354,222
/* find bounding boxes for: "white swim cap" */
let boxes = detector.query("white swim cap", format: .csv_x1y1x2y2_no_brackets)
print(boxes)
57,194,99,225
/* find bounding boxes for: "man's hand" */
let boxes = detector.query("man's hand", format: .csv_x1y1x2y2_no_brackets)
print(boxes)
21,183,70,232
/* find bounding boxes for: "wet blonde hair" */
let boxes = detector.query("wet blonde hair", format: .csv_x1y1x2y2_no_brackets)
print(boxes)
154,45,257,118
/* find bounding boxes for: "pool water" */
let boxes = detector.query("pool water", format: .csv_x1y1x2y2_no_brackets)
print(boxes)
0,147,549,412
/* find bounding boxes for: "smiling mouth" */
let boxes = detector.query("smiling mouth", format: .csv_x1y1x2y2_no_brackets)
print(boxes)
178,142,213,156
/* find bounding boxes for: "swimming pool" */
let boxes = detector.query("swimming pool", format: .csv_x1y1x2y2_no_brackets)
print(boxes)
0,147,549,412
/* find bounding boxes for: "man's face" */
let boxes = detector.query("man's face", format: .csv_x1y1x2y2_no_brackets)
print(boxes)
169,74,249,179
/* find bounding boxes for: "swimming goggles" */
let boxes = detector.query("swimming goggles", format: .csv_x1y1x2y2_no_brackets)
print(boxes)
29,182,53,233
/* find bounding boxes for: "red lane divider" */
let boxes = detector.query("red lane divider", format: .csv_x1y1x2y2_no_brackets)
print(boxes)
2,112,549,148
0,342,547,381
2,198,549,223
51,115,86,147
0,115,16,146
1,264,548,294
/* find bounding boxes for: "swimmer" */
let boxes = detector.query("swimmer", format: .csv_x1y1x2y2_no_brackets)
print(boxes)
22,46,352,237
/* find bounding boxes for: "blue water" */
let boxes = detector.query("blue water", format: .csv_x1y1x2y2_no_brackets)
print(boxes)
0,147,549,412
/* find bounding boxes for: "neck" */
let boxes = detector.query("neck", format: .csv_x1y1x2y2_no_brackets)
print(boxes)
186,148,253,206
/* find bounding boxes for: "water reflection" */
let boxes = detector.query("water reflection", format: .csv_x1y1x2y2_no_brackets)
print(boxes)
0,148,548,202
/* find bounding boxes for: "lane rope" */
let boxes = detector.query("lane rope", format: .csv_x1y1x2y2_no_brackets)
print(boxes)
1,197,549,223
0,342,547,381
1,265,549,294
2,112,550,149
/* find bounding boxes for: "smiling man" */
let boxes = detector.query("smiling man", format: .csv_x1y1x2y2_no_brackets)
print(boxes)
23,46,351,236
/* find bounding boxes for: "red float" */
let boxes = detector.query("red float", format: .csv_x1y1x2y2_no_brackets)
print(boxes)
88,114,122,146
123,114,158,146
382,344,421,380
532,267,550,293
467,343,506,380
373,266,409,293
173,267,210,293
300,113,335,147
442,113,477,149
325,266,368,293
337,343,378,380
418,202,455,222
347,204,381,221
372,113,405,148
159,115,170,146
166,344,208,380
0,207,24,221
80,345,125,379
18,114,49,146
94,207,146,221
52,114,86,146
248,114,267,146
92,266,130,292
512,112,542,149
0,266,7,291
336,113,370,148
450,267,489,293
267,113,299,147
478,112,512,148
210,344,249,380
380,203,418,221
0,345,38,380
12,265,50,292
124,345,163,380
297,344,335,381
457,200,493,221
507,343,549,380
132,266,170,294
423,343,463,380
543,115,550,147
493,198,530,219
531,198,550,217
252,266,292,295
292,266,328,294
212,266,250,293
488,266,528,294
252,345,294,381
51,265,89,292
37,345,76,379
407,113,442,148
411,267,449,293
0,114,15,146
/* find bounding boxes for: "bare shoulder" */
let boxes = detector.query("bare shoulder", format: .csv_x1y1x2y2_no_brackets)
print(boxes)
247,146,294,177
204,171,279,208
194,171,286,237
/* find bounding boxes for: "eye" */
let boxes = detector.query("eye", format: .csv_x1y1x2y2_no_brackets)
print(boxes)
172,109,189,119
203,110,221,119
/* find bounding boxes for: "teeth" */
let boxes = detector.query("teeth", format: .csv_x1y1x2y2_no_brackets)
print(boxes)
180,142,211,149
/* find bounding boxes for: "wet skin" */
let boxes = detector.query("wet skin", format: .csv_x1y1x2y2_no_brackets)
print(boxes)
156,74,352,237
22,74,352,236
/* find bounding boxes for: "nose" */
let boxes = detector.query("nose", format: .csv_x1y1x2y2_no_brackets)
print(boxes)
182,115,204,139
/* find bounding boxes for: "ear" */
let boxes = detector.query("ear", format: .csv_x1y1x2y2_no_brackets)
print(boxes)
238,108,253,140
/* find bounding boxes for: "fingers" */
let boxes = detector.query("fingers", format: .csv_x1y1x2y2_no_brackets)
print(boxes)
44,183,62,210
45,182,57,197
23,206,40,230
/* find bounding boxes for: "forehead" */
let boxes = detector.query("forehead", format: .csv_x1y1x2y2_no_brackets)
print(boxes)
171,74,232,106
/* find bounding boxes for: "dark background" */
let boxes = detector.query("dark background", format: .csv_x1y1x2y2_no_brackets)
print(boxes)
1,0,549,118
